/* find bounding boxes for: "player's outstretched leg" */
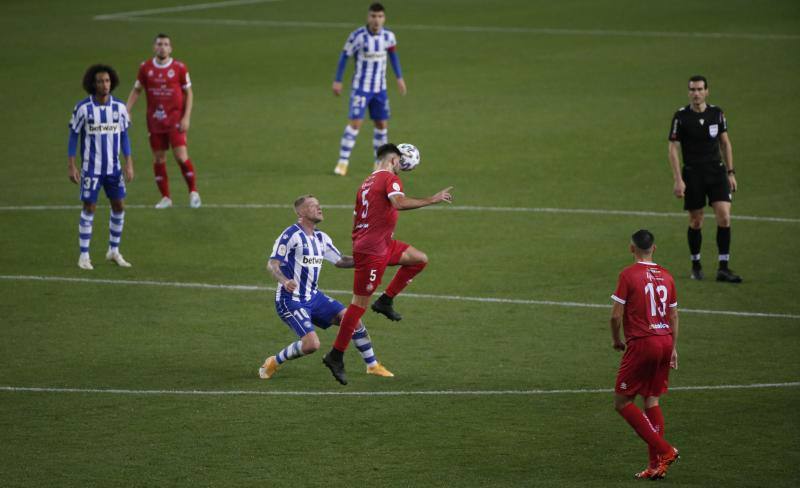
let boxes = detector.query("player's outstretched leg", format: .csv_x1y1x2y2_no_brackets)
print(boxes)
260,331,322,379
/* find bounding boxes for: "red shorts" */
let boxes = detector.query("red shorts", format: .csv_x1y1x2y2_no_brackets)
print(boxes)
615,334,673,397
352,240,409,296
149,130,187,152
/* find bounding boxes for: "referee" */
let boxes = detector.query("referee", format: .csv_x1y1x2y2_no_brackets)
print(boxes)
668,75,742,283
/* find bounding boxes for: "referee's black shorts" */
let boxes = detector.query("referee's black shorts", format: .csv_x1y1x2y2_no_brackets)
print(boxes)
682,165,731,211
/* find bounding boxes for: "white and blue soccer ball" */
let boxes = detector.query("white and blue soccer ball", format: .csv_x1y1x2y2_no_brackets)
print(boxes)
397,143,420,171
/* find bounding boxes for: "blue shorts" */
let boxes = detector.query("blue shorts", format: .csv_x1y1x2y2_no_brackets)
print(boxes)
275,291,346,338
348,89,390,121
80,171,126,203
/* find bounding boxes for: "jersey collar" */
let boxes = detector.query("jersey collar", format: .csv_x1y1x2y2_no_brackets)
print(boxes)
152,57,174,69
636,261,657,266
90,95,112,106
366,24,383,36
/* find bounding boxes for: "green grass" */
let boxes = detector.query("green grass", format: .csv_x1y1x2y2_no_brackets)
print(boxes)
1,0,799,486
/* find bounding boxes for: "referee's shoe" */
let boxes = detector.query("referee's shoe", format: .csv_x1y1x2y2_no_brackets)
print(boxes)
716,268,742,283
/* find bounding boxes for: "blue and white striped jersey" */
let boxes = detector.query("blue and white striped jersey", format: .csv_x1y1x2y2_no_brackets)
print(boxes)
270,224,343,302
69,96,130,176
342,26,397,93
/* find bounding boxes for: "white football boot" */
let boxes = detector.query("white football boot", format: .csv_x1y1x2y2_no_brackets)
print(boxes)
78,254,93,270
106,248,132,267
189,191,202,208
155,197,173,209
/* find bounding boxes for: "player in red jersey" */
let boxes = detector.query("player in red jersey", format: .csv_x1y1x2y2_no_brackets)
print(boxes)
322,144,452,384
610,229,681,480
126,33,201,209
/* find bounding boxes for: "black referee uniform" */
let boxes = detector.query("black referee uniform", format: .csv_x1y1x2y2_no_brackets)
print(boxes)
669,104,730,210
669,104,741,282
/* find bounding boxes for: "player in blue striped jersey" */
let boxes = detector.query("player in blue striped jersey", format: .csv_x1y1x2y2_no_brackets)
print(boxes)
332,2,406,176
258,195,394,380
67,64,135,270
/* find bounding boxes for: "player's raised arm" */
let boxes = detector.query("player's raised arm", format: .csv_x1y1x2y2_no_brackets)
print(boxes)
389,186,453,210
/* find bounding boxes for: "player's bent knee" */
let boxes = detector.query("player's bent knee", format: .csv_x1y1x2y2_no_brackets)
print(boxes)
301,335,320,354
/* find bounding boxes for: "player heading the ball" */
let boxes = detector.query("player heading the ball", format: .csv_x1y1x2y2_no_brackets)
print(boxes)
322,143,453,385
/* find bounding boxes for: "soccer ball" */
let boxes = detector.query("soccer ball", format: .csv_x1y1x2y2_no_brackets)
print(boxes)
397,143,420,171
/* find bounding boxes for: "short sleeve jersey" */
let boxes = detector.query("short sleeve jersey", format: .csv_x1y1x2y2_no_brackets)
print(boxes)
270,224,343,302
135,58,191,134
69,96,131,176
611,262,678,342
668,104,727,167
342,26,397,93
352,170,404,256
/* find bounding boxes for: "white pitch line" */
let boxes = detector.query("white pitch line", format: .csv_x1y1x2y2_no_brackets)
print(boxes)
2,275,798,320
93,14,800,41
0,203,797,223
1,382,798,397
94,0,282,20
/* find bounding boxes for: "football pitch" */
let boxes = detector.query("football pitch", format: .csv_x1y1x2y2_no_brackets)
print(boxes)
1,0,799,486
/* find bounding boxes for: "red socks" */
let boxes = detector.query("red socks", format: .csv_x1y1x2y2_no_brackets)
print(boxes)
153,162,170,198
333,305,365,352
645,405,666,468
385,262,427,297
618,403,671,455
178,159,197,192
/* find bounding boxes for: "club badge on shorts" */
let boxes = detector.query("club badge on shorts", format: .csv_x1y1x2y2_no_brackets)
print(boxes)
709,124,719,137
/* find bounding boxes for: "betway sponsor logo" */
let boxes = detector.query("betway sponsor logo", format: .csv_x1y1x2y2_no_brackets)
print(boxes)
301,256,324,265
362,52,386,61
86,123,121,134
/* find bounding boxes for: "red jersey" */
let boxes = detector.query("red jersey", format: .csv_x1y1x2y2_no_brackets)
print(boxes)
135,58,191,134
611,262,678,342
352,170,404,256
